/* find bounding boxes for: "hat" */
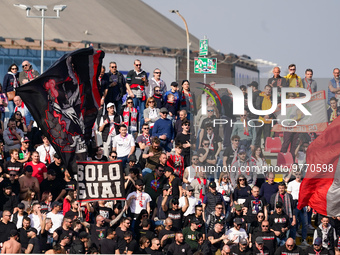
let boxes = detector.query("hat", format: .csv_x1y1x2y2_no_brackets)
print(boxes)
187,185,194,191
18,203,25,210
106,102,115,109
47,169,56,176
234,217,243,225
79,231,90,239
160,107,169,114
52,201,61,208
25,165,33,172
163,184,171,190
128,154,137,162
191,218,200,225
235,204,242,211
171,82,178,87
247,81,259,88
255,236,264,244
209,181,216,189
238,148,246,154
170,198,179,204
54,153,61,159
239,238,248,245
135,179,144,186
276,201,283,208
314,237,322,245
9,229,18,237
28,228,37,234
21,137,30,143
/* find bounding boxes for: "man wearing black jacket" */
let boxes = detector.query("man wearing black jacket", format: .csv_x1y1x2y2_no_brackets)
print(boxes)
253,220,277,255
269,202,290,247
167,232,192,255
274,238,302,255
69,232,89,254
98,102,122,157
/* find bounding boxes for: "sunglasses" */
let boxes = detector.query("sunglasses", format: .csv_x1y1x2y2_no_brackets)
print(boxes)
262,225,269,227
154,72,161,74
110,66,117,68
9,174,16,177
192,158,199,160
184,124,190,126
135,64,141,66
207,110,214,112
149,101,155,103
143,127,150,130
155,90,160,92
239,179,245,181
22,64,29,68
11,68,18,70
216,207,223,209
127,102,133,104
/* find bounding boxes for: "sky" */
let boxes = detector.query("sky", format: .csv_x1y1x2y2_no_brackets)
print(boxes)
143,0,339,79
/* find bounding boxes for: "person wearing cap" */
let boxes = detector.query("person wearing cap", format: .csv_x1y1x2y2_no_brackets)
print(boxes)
3,148,23,178
40,169,65,202
124,153,141,176
167,232,192,255
226,204,247,230
152,183,172,226
202,181,225,222
252,236,270,255
179,185,198,217
162,195,188,231
206,203,226,232
164,167,182,199
226,217,248,247
269,201,291,246
207,219,229,254
230,147,257,188
229,237,252,255
1,229,21,254
25,227,42,254
230,109,256,158
126,179,152,220
36,135,56,165
198,105,219,148
152,107,174,152
18,136,31,164
164,81,180,105
112,123,135,168
101,61,125,113
274,237,302,255
47,153,65,181
182,218,200,252
252,220,277,255
313,216,337,255
98,102,122,157
305,237,329,255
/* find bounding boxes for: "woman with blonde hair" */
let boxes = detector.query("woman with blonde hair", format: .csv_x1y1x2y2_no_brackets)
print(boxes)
217,172,233,216
143,96,160,136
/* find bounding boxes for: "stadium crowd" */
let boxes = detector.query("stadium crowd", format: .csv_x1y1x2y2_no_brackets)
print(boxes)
0,59,338,254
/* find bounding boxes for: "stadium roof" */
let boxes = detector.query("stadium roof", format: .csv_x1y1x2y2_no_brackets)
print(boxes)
1,0,202,52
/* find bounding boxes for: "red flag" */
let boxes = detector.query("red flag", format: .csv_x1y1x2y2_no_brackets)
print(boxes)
297,116,340,216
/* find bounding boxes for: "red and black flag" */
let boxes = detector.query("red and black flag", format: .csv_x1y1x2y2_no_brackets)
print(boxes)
16,47,104,174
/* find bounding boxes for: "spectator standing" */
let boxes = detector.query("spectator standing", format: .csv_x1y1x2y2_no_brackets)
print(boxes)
328,97,340,123
175,120,191,168
3,118,24,154
126,59,148,123
273,238,303,255
267,67,288,102
121,97,139,136
0,210,16,244
232,175,251,205
179,80,196,120
112,124,135,168
253,220,277,255
36,135,56,165
207,219,229,254
313,216,337,255
174,110,187,136
305,237,329,255
269,201,290,246
25,227,42,254
328,68,340,105
284,64,303,95
302,68,317,93
164,82,180,108
47,202,64,233
3,148,23,177
18,60,39,85
223,135,240,168
143,164,167,208
153,86,164,109
202,181,225,222
25,151,47,184
152,107,174,152
260,172,278,207
147,68,167,98
3,63,19,118
167,232,192,255
144,97,160,135
101,61,125,113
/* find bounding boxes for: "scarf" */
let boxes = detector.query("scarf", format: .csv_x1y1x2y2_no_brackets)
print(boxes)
196,178,206,201
181,90,194,111
243,120,249,136
274,192,293,218
123,107,138,130
44,146,51,164
258,92,272,124
14,101,27,125
153,94,162,99
130,83,146,101
8,72,18,88
25,69,35,80
305,78,312,93
330,108,338,122
143,134,151,146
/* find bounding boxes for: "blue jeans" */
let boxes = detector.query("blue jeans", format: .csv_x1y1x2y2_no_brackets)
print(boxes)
132,97,145,125
7,101,14,119
291,206,307,240
118,155,128,169
160,139,171,152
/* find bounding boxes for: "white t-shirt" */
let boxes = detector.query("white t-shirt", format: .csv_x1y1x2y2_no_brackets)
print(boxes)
179,196,198,216
287,180,301,200
29,213,42,233
126,191,152,214
112,134,135,157
36,144,56,164
46,212,64,233
225,227,248,245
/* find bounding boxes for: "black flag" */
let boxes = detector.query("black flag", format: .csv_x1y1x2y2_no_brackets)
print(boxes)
16,47,105,174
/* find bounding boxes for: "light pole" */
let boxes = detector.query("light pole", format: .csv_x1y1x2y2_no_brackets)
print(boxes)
169,10,190,81
14,4,67,74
